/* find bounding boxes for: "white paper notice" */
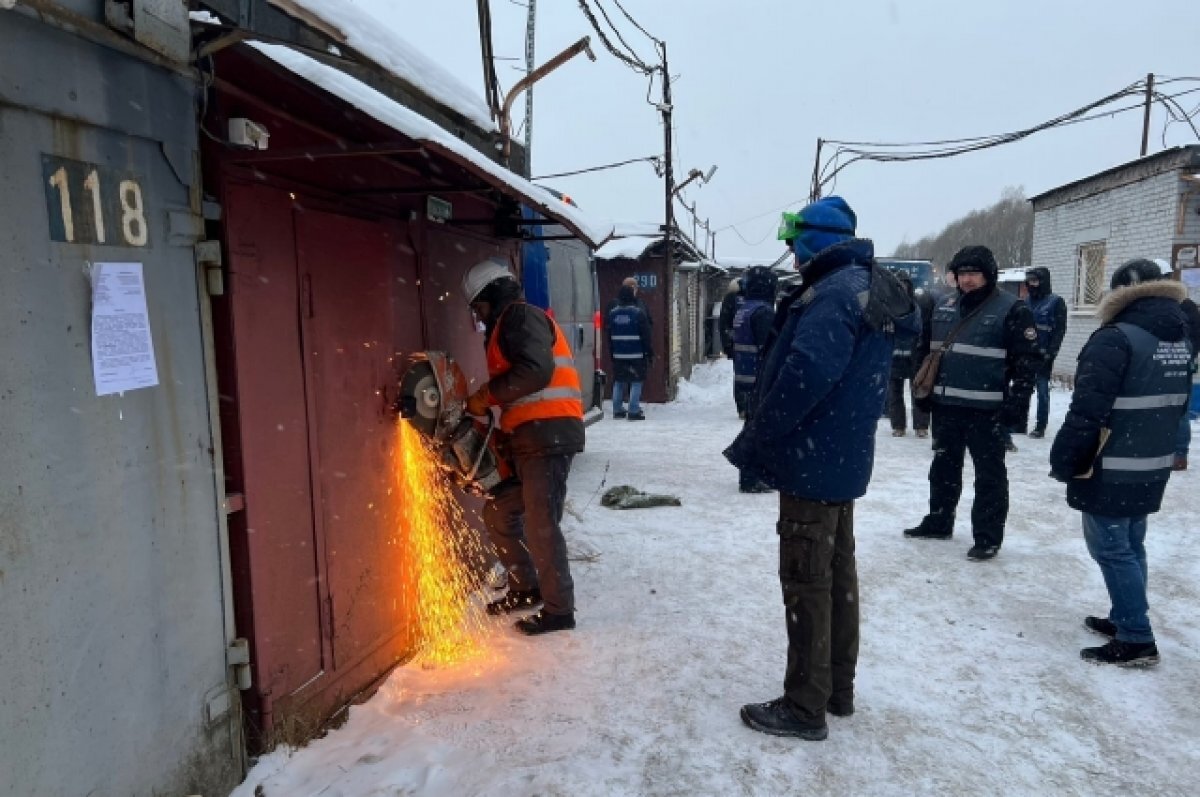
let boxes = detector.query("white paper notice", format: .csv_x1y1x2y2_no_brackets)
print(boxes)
91,262,159,396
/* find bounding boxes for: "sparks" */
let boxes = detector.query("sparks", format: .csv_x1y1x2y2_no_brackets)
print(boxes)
395,421,495,667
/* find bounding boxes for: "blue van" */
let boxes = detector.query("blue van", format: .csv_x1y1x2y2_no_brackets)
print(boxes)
877,258,935,292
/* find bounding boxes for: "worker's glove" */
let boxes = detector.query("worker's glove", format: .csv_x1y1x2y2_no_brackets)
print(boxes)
465,385,491,417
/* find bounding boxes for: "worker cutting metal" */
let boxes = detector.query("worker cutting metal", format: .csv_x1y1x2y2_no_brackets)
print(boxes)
458,256,585,635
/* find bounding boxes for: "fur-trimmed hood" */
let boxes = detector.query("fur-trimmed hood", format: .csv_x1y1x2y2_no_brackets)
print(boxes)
1097,280,1187,324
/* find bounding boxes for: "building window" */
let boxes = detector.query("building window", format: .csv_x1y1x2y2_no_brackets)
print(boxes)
1074,241,1107,308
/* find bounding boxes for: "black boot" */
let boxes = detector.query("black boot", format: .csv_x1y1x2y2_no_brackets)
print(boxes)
826,695,855,718
739,697,828,740
486,588,542,616
1084,616,1117,638
1028,428,1045,439
967,544,999,561
1080,639,1159,668
903,518,952,540
514,610,575,635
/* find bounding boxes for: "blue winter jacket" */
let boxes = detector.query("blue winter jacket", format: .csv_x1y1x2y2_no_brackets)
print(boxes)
724,240,920,502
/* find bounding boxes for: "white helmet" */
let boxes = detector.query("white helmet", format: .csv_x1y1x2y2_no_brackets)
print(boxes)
462,257,515,303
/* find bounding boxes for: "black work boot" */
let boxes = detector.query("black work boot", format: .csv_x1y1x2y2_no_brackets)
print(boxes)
486,588,542,616
514,610,575,635
903,518,952,540
1028,428,1046,439
826,695,855,718
1080,639,1159,668
967,544,999,561
740,697,828,740
1084,616,1117,638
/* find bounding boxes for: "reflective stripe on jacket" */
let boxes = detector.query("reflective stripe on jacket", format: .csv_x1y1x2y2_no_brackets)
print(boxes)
607,304,646,361
732,299,770,387
1028,293,1065,352
930,290,1019,410
487,305,583,433
1098,322,1192,483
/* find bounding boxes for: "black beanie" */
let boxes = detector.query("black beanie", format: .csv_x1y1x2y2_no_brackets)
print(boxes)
947,246,998,280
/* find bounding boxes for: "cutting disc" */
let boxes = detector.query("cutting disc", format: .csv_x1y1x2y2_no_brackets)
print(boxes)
398,359,442,438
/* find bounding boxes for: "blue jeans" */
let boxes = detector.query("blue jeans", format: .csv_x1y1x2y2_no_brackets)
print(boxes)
1034,374,1050,431
612,381,642,415
1177,410,1196,458
1082,513,1153,643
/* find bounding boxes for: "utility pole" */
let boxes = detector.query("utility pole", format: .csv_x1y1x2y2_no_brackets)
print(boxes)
523,0,537,177
1140,72,1154,158
661,42,674,284
809,137,823,202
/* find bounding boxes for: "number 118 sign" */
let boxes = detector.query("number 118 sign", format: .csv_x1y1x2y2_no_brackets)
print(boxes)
41,154,149,248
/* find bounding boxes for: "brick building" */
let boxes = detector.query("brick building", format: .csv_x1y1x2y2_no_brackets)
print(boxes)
1030,145,1200,375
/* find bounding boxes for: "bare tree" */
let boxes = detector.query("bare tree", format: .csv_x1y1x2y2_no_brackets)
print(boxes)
892,186,1032,270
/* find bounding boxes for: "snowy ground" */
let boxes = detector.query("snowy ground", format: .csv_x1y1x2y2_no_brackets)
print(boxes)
233,362,1200,797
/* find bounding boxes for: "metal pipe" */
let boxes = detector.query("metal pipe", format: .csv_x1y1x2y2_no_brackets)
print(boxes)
500,36,595,163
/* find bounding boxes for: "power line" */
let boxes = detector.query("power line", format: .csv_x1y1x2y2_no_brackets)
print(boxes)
574,0,654,74
814,79,1157,193
611,0,662,46
531,155,662,181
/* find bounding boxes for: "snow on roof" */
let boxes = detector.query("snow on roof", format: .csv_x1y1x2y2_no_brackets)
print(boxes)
612,221,665,238
249,42,613,249
594,235,659,261
265,0,497,133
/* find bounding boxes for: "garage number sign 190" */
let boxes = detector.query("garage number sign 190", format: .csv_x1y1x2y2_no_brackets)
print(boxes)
42,155,149,247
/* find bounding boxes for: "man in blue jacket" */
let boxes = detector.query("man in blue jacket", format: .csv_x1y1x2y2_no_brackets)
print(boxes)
731,265,778,492
725,197,919,741
1050,259,1192,667
1023,267,1068,438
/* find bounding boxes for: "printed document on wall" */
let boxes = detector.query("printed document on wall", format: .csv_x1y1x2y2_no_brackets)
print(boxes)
91,262,159,396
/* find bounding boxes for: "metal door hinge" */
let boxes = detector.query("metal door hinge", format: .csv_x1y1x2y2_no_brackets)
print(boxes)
196,240,225,296
227,638,252,691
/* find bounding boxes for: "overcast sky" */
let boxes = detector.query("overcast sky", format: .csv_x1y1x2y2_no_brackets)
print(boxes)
356,0,1199,264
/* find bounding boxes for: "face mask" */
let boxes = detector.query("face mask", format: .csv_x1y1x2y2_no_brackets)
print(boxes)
792,238,818,271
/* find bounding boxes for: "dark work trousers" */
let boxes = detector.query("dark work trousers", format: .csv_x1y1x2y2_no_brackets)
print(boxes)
734,386,752,417
483,453,575,615
778,494,859,725
926,405,1009,546
887,376,929,431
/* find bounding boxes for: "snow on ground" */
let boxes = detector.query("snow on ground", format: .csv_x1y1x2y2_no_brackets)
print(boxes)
233,362,1200,797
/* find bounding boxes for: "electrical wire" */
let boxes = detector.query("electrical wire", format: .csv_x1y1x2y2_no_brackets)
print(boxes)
590,0,651,68
611,0,663,46
531,155,662,181
575,0,654,75
814,80,1155,192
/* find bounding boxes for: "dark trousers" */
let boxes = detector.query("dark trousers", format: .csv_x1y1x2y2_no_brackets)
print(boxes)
778,494,859,724
1032,374,1050,432
887,376,929,431
734,386,752,416
926,406,1009,546
483,453,575,615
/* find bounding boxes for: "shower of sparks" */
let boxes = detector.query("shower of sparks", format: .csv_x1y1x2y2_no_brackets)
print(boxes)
395,420,496,667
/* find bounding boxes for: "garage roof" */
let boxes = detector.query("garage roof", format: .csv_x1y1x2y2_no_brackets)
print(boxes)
250,42,614,249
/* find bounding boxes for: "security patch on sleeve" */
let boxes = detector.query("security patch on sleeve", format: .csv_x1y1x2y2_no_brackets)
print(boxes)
1024,327,1038,340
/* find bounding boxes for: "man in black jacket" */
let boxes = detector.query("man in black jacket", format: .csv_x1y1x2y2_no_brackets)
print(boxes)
904,246,1040,561
462,258,585,635
1050,259,1192,667
1023,267,1068,438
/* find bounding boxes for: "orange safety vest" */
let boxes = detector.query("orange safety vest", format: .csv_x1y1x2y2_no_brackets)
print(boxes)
486,303,583,432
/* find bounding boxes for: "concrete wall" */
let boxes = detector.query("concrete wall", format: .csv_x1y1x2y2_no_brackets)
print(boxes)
1031,169,1184,373
0,9,242,796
